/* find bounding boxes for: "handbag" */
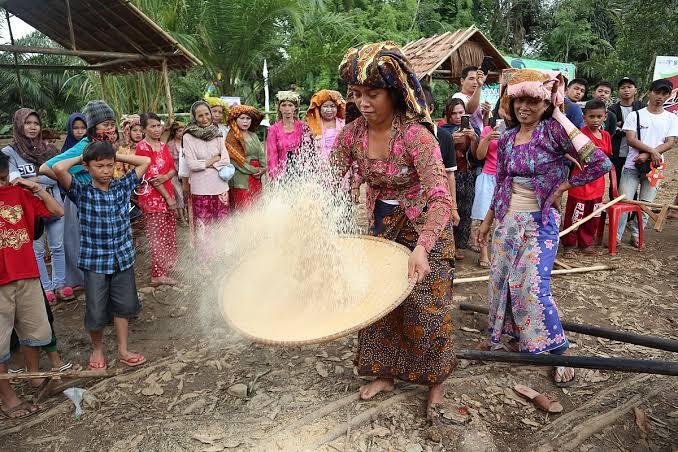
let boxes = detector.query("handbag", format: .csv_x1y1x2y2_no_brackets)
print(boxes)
632,111,652,175
218,163,236,181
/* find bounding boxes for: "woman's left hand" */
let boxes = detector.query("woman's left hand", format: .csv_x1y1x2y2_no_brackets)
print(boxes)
150,174,168,186
408,245,431,284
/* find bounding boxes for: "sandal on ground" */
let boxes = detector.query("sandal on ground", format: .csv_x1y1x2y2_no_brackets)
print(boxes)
119,353,146,367
513,384,563,413
52,362,82,373
1,401,41,419
478,259,490,269
454,251,465,261
553,366,576,387
631,235,640,249
469,244,481,253
563,248,577,259
56,287,75,302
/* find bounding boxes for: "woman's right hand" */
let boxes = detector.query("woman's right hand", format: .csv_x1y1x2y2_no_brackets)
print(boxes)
477,220,492,247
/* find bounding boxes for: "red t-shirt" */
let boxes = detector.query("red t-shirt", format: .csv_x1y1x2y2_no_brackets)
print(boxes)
568,127,612,200
0,185,51,285
135,139,176,214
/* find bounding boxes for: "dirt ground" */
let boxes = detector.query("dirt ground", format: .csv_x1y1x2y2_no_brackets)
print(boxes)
1,151,678,451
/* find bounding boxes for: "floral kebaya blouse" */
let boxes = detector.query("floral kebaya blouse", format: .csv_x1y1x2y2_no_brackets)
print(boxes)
332,115,451,253
490,117,611,223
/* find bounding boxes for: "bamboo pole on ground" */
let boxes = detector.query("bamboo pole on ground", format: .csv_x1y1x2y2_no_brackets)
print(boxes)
559,195,625,237
0,369,120,380
454,265,611,284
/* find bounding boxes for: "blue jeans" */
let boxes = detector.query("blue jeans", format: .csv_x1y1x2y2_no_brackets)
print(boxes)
616,167,658,240
33,216,66,291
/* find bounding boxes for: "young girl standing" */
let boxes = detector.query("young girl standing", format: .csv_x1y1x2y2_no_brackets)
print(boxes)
135,113,178,287
167,121,188,222
116,114,143,179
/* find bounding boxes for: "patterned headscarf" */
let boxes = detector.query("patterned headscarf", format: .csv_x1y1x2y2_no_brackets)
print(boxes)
225,105,264,167
339,41,433,132
275,90,301,121
204,96,230,123
183,100,222,142
119,114,141,147
500,68,595,158
10,108,58,166
305,90,346,137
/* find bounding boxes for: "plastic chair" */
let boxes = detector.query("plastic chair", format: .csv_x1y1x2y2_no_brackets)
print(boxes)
596,167,644,255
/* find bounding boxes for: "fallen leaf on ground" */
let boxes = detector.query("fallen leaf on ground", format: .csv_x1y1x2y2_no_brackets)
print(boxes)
141,381,164,396
192,433,227,445
521,418,540,427
634,407,651,434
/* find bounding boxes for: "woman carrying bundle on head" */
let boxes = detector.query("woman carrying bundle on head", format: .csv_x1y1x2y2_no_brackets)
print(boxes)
134,113,178,287
332,42,455,417
225,105,266,209
182,101,231,259
476,69,611,387
302,89,346,163
116,114,143,179
267,91,304,179
205,96,230,137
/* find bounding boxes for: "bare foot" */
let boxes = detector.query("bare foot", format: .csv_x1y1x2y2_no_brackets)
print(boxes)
428,384,444,407
1,398,40,418
359,378,394,400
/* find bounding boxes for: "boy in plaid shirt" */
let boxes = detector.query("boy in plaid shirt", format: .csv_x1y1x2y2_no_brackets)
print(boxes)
53,141,150,370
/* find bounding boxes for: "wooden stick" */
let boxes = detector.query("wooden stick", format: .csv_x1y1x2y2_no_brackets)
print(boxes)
554,258,572,270
64,0,77,50
162,59,174,125
640,205,659,222
625,199,678,211
306,388,425,450
454,265,611,284
4,10,23,105
282,393,360,433
536,380,675,451
0,44,160,60
0,369,120,380
654,204,670,232
559,195,626,237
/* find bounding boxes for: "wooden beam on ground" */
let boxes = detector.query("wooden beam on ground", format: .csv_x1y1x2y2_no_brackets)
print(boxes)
454,265,611,284
0,368,120,380
559,195,625,237
554,258,573,269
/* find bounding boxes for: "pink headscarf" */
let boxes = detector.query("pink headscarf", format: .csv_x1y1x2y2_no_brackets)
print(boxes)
499,68,594,159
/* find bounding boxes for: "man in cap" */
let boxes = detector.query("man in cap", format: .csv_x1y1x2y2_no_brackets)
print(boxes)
608,77,646,183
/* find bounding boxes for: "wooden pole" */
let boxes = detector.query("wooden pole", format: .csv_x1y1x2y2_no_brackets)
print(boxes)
4,10,23,105
654,204,670,232
0,44,162,60
639,205,659,223
459,303,678,352
559,195,625,237
0,368,120,380
454,264,611,284
99,71,108,101
65,0,77,50
162,59,174,125
455,350,678,376
625,199,678,211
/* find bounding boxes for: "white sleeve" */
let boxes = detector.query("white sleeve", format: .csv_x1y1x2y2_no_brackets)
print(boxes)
178,147,189,178
669,114,678,138
622,109,638,132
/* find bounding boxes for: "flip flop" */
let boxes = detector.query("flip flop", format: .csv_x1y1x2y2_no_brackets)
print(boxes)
513,384,563,413
52,362,82,373
478,259,490,269
119,354,146,367
1,400,42,419
553,366,576,387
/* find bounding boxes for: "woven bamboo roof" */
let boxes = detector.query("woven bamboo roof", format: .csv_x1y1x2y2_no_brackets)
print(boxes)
403,26,508,83
1,0,201,73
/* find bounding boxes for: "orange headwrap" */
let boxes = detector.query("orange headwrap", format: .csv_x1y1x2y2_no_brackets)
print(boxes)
225,105,264,167
305,90,346,137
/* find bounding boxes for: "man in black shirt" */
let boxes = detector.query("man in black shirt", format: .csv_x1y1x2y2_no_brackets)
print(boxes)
422,83,460,227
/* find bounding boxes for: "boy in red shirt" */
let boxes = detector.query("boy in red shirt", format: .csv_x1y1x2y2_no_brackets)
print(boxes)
562,100,613,257
0,153,64,418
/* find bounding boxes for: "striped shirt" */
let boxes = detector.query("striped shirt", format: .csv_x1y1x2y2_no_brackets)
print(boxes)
67,171,138,274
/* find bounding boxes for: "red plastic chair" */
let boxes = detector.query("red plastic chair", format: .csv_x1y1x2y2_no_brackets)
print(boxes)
596,167,644,255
